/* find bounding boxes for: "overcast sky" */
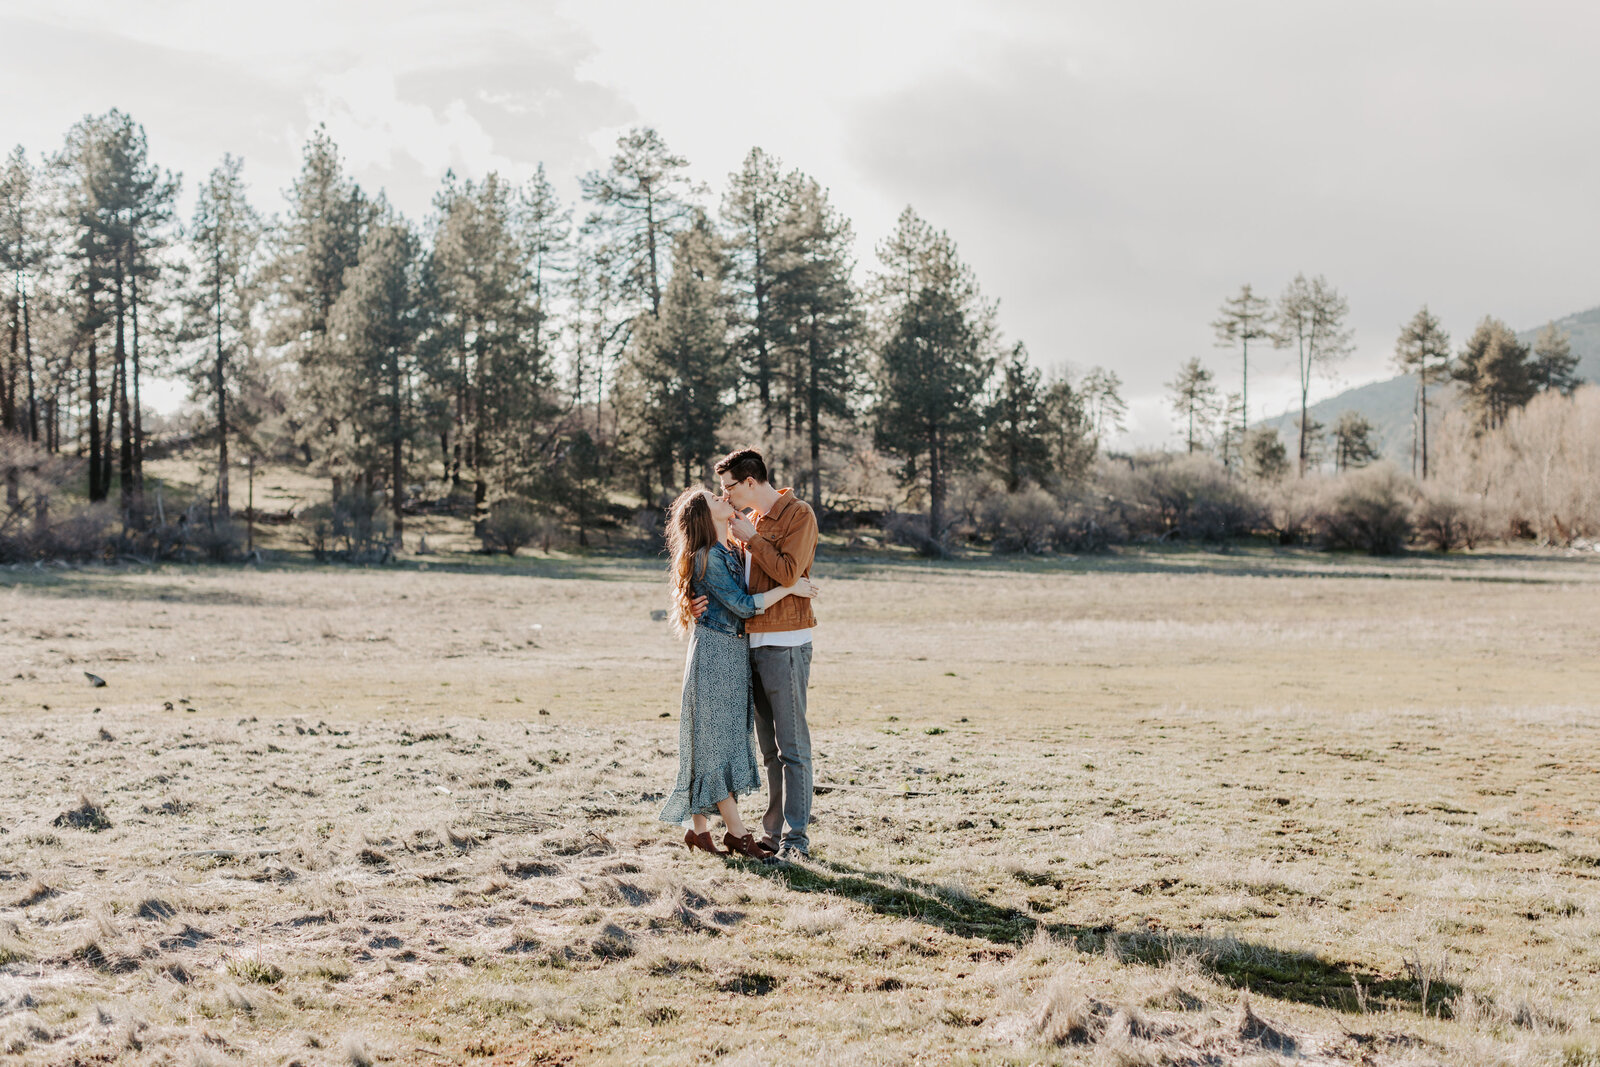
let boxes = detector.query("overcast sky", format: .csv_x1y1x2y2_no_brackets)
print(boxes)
3,0,1597,445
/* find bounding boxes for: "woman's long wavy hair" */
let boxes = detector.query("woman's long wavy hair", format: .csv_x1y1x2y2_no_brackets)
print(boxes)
665,487,718,637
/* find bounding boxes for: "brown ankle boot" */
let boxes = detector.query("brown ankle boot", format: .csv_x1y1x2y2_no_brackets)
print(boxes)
723,832,771,860
684,829,723,855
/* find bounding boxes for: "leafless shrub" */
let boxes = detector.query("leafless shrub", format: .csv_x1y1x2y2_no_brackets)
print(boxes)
1311,463,1414,554
1102,452,1263,542
882,510,942,556
1432,385,1600,544
979,487,1063,554
1415,485,1489,551
1260,475,1320,544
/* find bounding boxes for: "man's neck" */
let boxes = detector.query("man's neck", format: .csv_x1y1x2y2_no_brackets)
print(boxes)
750,484,782,515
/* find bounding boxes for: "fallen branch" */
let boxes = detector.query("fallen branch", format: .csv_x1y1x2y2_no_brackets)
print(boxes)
177,848,281,860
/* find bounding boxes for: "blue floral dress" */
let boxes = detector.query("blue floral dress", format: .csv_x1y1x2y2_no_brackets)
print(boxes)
660,543,768,823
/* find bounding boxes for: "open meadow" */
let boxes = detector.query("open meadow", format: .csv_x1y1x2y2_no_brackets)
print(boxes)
2,548,1599,1065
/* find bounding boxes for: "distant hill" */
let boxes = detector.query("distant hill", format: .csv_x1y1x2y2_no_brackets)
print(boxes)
1255,305,1600,463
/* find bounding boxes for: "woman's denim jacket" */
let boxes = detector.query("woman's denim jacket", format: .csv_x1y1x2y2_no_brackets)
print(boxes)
692,543,768,638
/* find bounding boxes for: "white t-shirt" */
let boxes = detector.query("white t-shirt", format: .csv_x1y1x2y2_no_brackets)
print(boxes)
745,549,813,648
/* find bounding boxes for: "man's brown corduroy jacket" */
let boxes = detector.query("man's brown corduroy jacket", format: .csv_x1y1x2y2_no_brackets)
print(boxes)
743,488,817,634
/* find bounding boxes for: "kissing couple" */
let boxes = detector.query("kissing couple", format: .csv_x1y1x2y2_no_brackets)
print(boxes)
658,448,820,863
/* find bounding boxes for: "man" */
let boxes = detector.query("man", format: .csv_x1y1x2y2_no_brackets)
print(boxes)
715,448,818,859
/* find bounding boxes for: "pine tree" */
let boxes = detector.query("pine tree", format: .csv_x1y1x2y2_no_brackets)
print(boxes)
1041,374,1097,488
1392,305,1451,479
566,240,632,443
83,114,178,519
181,154,261,522
1330,411,1379,473
614,213,736,490
1244,428,1289,481
267,127,371,487
121,135,179,514
872,209,995,541
1212,283,1271,440
769,175,860,504
519,163,570,381
1274,274,1354,475
1166,357,1218,453
328,215,424,540
985,343,1051,493
1,146,47,445
55,114,118,501
580,128,698,320
1454,317,1534,431
1529,322,1580,396
722,148,789,436
426,172,547,518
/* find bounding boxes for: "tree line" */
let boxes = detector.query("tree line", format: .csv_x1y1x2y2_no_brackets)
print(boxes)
1173,278,1582,480
0,113,1126,550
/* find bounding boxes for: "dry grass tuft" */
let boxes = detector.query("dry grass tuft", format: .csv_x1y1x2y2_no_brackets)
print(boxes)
343,1034,373,1067
1029,977,1113,1045
52,793,111,832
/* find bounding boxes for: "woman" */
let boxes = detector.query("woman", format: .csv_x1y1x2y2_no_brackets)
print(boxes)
660,487,817,859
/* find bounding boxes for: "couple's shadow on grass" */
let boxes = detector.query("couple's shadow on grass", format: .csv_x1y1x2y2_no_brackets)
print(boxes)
737,853,1454,1017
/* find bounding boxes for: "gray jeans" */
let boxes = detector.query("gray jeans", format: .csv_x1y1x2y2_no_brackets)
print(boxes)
750,643,812,851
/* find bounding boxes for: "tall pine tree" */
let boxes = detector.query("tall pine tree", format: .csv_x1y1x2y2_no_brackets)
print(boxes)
425,171,545,518
770,175,860,505
722,147,789,436
872,209,994,541
1211,283,1271,441
985,343,1051,493
614,213,735,491
268,127,371,489
1529,322,1580,396
329,215,424,540
1392,306,1451,478
580,128,698,320
1454,317,1534,431
181,154,260,522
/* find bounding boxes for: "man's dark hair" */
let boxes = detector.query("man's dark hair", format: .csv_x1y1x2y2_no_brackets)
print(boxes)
715,448,769,485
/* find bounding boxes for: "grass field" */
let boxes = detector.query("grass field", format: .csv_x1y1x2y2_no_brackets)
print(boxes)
2,546,1599,1065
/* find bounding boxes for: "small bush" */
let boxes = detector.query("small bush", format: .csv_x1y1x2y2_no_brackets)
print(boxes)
883,511,943,556
479,501,550,556
0,434,117,562
1106,453,1264,542
1415,487,1487,551
1261,477,1320,545
1050,494,1125,552
1314,464,1414,555
979,488,1062,554
302,488,393,562
186,519,247,562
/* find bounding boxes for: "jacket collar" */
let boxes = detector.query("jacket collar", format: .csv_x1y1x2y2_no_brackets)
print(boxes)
758,487,795,523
